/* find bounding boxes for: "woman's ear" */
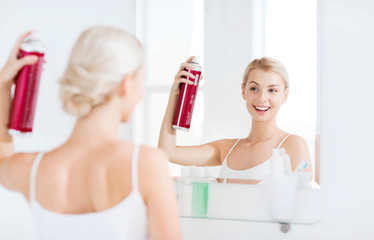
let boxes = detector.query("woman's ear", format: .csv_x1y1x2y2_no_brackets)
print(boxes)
117,73,135,97
282,88,289,104
241,83,246,100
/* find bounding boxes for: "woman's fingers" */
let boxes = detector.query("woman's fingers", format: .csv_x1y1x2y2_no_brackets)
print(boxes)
174,75,194,85
0,31,38,86
185,56,196,63
17,55,38,69
172,57,197,93
180,79,194,85
175,70,196,80
10,31,34,59
175,78,193,85
178,62,195,72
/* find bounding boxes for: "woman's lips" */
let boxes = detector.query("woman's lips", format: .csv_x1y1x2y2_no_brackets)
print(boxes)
254,106,270,113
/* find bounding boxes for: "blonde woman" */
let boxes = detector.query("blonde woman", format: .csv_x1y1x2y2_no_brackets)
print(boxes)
159,56,312,181
0,28,181,240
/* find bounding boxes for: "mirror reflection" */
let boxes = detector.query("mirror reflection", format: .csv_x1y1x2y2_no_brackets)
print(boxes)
140,0,318,186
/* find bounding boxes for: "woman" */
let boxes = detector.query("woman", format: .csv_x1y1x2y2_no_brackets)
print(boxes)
159,56,312,181
0,27,181,240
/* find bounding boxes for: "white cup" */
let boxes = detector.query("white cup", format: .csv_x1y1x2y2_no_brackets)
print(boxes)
293,172,312,188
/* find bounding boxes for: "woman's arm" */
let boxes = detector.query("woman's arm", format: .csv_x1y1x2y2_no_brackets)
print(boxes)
158,56,221,167
139,147,181,240
283,135,313,173
0,31,38,187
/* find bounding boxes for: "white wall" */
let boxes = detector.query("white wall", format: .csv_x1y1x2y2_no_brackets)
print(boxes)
318,0,374,237
0,1,136,239
181,0,374,239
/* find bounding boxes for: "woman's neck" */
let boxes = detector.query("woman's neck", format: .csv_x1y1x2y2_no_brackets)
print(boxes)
68,99,124,146
246,118,281,143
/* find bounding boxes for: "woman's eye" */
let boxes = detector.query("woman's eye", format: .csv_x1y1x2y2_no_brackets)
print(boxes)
250,87,258,91
269,89,277,93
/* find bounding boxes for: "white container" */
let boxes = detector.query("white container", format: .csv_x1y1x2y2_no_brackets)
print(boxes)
293,172,312,188
178,167,193,216
263,175,298,222
270,149,285,177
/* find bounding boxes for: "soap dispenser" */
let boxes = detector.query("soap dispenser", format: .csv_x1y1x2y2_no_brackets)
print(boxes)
270,149,285,177
279,148,292,175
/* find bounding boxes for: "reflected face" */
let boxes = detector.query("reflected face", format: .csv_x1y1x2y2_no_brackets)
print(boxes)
242,69,288,122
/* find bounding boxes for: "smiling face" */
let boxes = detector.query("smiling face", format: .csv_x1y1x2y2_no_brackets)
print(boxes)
242,69,289,122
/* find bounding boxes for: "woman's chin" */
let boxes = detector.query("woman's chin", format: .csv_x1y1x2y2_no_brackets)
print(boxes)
249,113,274,122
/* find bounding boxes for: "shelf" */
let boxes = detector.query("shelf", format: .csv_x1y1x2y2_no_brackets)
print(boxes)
176,180,322,225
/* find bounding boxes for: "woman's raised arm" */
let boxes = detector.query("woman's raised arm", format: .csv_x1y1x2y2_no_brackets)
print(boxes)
158,57,222,167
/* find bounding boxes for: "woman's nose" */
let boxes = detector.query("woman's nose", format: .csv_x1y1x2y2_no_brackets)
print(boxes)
258,90,268,101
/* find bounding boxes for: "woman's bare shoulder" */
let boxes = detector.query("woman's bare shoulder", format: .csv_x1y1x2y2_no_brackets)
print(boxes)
210,138,241,161
214,138,241,150
138,145,169,165
283,134,309,149
136,145,171,195
212,138,240,147
281,134,311,168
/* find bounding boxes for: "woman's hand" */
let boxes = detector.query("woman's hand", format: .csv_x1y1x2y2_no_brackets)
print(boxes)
0,31,38,89
0,31,39,157
171,56,197,94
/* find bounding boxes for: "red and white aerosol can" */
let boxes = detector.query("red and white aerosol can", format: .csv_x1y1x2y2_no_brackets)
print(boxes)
172,58,202,131
8,34,45,134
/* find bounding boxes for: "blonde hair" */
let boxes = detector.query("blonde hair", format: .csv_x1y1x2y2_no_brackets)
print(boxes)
242,57,289,88
59,26,144,117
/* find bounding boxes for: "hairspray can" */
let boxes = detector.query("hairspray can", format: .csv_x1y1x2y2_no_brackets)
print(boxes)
172,58,202,131
8,34,45,134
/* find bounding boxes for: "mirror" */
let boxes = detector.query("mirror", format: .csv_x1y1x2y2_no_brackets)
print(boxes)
139,0,318,185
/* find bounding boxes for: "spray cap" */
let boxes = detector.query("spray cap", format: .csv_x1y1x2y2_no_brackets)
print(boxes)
20,33,45,53
189,57,202,71
190,57,199,64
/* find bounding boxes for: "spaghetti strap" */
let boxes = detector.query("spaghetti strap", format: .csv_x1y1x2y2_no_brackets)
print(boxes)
131,145,140,192
276,134,291,149
30,152,45,202
221,139,241,183
225,139,241,159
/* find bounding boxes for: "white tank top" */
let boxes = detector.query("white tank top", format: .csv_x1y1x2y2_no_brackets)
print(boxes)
219,134,291,180
30,145,149,240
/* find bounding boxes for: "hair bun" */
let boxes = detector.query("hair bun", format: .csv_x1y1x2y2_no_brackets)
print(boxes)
60,76,95,117
58,26,144,118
